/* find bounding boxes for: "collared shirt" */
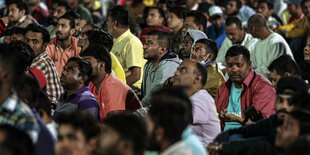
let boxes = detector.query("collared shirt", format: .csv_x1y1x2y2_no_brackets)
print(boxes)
111,29,146,89
47,25,56,39
0,93,39,143
89,74,142,121
32,5,49,25
161,140,193,155
204,61,225,98
54,86,100,121
8,15,38,28
110,52,126,83
45,37,81,74
215,70,276,130
31,52,63,104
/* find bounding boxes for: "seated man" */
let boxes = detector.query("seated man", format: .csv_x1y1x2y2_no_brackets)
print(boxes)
141,30,182,106
191,38,225,98
207,6,226,48
173,60,221,147
81,44,141,121
215,45,276,130
180,29,208,60
53,57,100,121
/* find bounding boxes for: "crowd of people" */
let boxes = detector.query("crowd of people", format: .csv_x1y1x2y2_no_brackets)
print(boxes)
0,0,310,154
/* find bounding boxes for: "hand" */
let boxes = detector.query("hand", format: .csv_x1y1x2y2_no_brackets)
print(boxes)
219,109,243,123
207,142,223,155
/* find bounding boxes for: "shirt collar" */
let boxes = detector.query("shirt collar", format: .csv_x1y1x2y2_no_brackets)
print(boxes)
63,86,90,99
54,37,76,51
226,69,254,88
114,29,131,43
18,15,27,23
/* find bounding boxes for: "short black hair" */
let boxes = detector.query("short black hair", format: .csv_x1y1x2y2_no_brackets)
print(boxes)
194,61,208,86
225,16,242,29
268,55,301,77
35,90,52,118
108,6,129,28
228,0,242,9
148,6,166,19
302,0,310,6
55,0,72,12
58,12,75,28
57,112,100,141
147,30,170,50
10,27,26,36
80,44,112,74
258,0,274,10
3,27,14,36
0,125,34,155
168,6,187,19
85,29,113,51
25,24,50,44
103,112,147,155
197,2,212,14
149,87,192,143
8,41,35,68
7,0,29,15
225,45,250,62
67,57,93,86
185,11,207,32
195,38,218,60
15,73,40,108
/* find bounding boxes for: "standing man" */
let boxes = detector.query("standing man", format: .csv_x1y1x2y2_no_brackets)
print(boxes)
141,30,182,106
108,6,146,91
46,13,81,75
173,60,221,146
25,24,63,104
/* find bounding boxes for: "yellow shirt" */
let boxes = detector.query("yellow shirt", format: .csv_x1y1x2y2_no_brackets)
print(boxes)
111,29,146,89
110,52,126,84
203,61,226,98
277,16,309,38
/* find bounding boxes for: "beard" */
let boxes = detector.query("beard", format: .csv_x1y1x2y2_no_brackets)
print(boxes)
56,31,71,41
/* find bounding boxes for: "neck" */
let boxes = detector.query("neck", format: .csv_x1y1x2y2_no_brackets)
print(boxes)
0,88,10,107
237,31,245,44
151,59,160,67
66,85,84,96
172,24,183,34
92,72,107,92
159,139,173,153
294,9,303,18
186,86,200,96
114,28,128,38
260,27,272,40
58,37,72,50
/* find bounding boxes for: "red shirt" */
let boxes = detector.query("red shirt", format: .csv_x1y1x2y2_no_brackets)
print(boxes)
215,70,276,128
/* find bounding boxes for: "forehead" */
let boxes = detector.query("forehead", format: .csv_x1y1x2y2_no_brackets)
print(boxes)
179,60,196,69
259,2,268,8
145,35,158,40
58,18,70,24
9,4,18,9
225,23,238,31
65,60,79,67
226,54,247,63
81,25,92,33
56,6,66,10
194,42,206,48
185,16,196,24
148,8,159,14
82,56,97,63
25,31,43,40
227,0,236,5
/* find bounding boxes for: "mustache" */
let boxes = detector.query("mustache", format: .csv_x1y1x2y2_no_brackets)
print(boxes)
277,109,289,114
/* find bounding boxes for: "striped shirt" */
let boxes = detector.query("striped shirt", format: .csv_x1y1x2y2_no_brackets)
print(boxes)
31,52,63,104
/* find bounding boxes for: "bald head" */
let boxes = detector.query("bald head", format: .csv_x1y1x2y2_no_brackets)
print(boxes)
247,14,267,29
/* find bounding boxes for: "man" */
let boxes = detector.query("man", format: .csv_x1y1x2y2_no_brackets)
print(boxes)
3,26,26,43
0,43,39,142
180,29,208,60
55,112,100,155
208,77,310,155
191,38,225,98
146,87,193,154
108,6,146,91
78,27,126,83
141,30,182,106
225,0,255,24
247,13,294,79
215,45,276,130
182,10,207,35
81,0,103,24
81,44,141,121
27,0,49,25
47,0,71,38
217,16,258,72
53,57,100,121
257,0,281,30
299,32,310,82
5,0,37,28
96,112,147,155
207,6,226,48
173,60,221,147
284,0,304,23
25,24,63,104
268,55,301,88
46,13,81,75
66,0,93,26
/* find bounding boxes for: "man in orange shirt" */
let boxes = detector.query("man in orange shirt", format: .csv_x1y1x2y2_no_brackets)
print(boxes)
81,44,141,120
45,12,81,75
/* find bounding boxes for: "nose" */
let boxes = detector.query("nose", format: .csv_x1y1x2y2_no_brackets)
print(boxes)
174,70,180,76
8,11,12,16
227,34,233,40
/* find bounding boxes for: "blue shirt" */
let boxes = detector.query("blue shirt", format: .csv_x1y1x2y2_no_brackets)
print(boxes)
54,86,100,121
207,21,226,48
224,83,242,131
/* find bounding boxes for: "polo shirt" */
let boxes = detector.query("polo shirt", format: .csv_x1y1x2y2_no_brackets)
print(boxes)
110,52,126,83
45,37,81,75
111,29,146,89
53,86,100,121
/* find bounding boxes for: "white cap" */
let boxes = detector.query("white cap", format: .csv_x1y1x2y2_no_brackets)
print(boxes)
208,6,223,18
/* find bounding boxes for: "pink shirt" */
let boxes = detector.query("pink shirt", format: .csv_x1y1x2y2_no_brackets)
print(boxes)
45,37,81,75
215,70,276,129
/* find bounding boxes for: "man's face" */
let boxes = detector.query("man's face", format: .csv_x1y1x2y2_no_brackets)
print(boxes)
287,4,298,15
247,26,259,38
106,16,114,37
226,0,238,16
146,8,164,26
56,18,72,41
191,42,210,62
145,115,160,151
182,16,200,34
25,31,45,57
304,36,310,63
53,6,67,23
225,23,243,44
8,4,24,23
269,70,282,88
96,126,123,155
173,60,197,88
143,35,160,61
275,91,294,119
275,115,300,148
180,34,194,59
66,0,78,8
302,1,310,19
210,16,223,29
55,124,92,155
257,2,272,18
10,33,24,42
226,54,251,85
78,26,92,51
60,61,81,90
82,56,99,79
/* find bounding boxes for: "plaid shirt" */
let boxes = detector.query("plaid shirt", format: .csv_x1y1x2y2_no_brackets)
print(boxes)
0,93,39,142
31,52,63,104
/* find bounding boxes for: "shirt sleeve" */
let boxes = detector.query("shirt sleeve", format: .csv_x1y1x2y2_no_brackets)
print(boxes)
124,40,144,69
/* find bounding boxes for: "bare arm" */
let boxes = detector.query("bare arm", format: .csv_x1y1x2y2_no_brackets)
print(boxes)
126,66,141,86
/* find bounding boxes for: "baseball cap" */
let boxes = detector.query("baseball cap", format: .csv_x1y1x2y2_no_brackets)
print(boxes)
208,6,223,19
284,0,302,5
